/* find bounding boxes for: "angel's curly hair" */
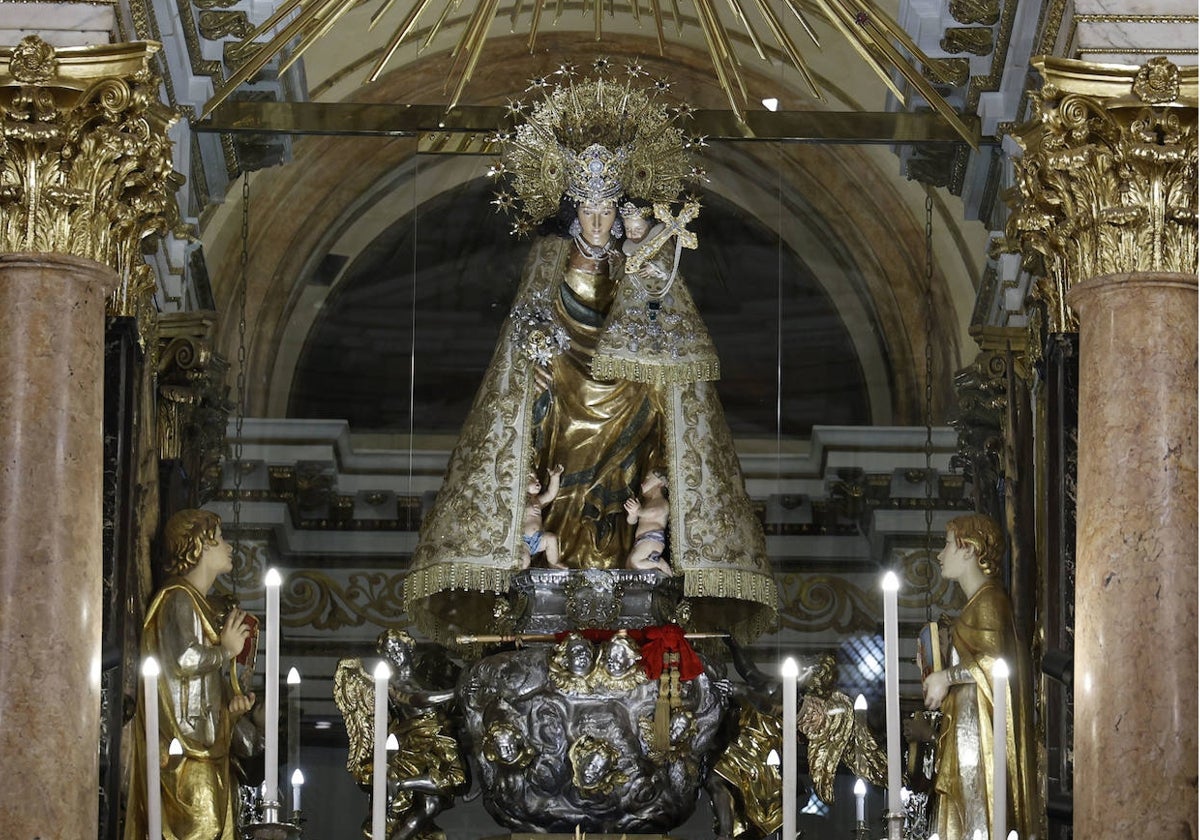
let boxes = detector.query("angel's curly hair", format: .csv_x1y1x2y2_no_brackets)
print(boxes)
163,509,221,576
946,513,1004,577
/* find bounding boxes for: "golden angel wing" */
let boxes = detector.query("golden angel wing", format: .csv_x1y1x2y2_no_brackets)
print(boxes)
846,703,888,787
801,693,853,805
333,657,376,783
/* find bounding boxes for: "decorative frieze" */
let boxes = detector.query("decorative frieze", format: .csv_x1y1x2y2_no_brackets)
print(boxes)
1007,56,1198,332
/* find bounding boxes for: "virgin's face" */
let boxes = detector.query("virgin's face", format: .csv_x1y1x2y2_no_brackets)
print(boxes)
576,201,617,247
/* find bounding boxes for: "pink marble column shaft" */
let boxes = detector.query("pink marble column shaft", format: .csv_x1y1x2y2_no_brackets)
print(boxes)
1066,271,1198,840
0,254,117,837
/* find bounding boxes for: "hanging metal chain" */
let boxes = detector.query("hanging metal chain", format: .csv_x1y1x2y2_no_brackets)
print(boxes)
231,173,250,596
923,191,935,623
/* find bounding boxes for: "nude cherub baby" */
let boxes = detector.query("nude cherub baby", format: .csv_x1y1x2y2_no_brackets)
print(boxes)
520,464,566,569
623,469,672,574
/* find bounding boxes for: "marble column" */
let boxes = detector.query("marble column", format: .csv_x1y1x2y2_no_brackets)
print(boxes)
0,36,178,836
1067,271,1197,840
0,254,117,837
1007,56,1198,839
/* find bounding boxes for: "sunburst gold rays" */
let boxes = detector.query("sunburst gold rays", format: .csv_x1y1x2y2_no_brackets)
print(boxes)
200,0,978,147
811,0,978,148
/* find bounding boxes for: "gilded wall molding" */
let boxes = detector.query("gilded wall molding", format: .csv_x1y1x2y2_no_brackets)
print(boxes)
1007,56,1198,333
0,37,181,319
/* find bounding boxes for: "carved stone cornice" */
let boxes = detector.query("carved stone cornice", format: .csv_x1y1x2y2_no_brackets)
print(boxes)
0,36,181,319
1007,56,1198,333
157,311,230,503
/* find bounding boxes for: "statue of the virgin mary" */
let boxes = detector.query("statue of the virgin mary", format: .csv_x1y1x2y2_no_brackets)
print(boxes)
403,65,777,645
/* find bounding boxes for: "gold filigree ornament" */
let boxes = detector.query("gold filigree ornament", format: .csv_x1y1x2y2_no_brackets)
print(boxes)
492,68,698,232
9,36,57,84
1134,57,1180,105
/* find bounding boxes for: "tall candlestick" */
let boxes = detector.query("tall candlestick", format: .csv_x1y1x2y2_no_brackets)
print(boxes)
992,658,1009,840
373,660,391,839
781,657,798,840
142,657,162,840
881,571,902,816
854,777,867,823
291,768,304,813
287,667,301,817
264,568,282,815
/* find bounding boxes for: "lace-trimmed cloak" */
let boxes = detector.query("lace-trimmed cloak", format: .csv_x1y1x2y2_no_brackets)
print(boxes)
403,236,776,645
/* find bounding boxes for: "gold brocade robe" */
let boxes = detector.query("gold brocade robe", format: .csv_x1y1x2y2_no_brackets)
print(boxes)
404,236,777,644
934,581,1041,840
539,260,666,568
124,580,259,840
712,704,783,835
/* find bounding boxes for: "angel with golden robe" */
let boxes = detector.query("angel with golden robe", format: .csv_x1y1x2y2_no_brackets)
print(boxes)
334,630,467,840
124,509,263,840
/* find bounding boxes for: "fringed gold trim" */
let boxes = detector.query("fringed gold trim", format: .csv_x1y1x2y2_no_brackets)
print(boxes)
682,567,780,642
404,563,513,646
404,562,511,601
591,355,720,385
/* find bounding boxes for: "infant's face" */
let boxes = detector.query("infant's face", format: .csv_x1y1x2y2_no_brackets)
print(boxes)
622,212,650,242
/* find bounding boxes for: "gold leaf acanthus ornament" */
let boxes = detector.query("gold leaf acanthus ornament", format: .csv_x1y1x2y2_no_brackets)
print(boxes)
0,37,181,319
1007,57,1198,332
203,0,977,146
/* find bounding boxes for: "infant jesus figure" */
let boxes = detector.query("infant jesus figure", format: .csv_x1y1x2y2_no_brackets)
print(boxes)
519,464,566,569
623,469,672,574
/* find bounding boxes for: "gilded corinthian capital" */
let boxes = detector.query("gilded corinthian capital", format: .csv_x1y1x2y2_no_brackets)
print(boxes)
0,36,180,318
1006,56,1198,332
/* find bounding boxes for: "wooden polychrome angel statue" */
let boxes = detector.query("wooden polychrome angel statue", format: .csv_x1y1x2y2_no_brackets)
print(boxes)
334,630,467,840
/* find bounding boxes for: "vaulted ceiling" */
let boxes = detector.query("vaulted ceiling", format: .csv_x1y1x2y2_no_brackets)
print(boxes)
198,30,990,440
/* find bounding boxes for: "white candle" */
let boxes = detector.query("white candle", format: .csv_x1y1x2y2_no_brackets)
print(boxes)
287,667,302,818
854,777,867,823
373,660,392,839
881,571,902,816
291,768,304,813
142,657,162,840
781,657,798,840
264,568,282,810
992,658,1010,840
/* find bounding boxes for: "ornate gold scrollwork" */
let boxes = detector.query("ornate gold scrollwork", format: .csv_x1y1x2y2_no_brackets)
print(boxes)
156,312,230,502
940,27,994,56
0,37,181,319
949,0,1000,26
1007,57,1198,332
198,11,254,40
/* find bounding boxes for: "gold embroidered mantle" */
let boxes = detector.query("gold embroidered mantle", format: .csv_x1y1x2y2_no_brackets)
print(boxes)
403,236,777,644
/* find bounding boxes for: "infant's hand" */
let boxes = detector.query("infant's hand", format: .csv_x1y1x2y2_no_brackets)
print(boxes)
550,464,564,477
624,498,641,517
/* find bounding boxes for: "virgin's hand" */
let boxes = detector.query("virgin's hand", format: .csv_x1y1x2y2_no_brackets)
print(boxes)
923,670,950,710
221,607,250,657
